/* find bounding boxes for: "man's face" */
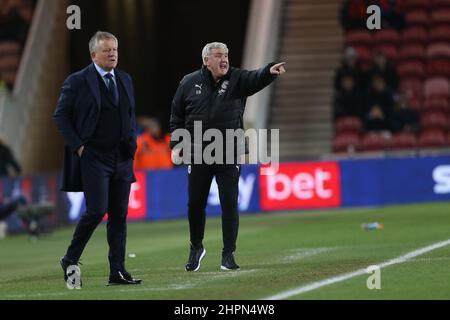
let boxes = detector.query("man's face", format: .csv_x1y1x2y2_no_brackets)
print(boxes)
204,48,229,81
91,39,118,71
341,76,354,91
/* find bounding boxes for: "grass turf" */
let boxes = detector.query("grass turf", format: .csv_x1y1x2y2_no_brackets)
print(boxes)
0,202,449,300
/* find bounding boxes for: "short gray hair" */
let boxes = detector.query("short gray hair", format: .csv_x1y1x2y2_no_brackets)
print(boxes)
89,31,118,54
202,42,228,61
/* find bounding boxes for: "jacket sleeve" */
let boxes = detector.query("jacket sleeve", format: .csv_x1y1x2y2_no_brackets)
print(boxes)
169,77,187,149
53,75,84,154
235,63,278,97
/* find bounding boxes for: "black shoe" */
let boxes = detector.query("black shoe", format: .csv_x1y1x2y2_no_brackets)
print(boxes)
221,252,240,270
60,257,82,287
185,246,206,272
108,270,143,286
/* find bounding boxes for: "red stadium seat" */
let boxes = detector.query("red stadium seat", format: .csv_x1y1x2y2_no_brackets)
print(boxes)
426,59,450,77
397,61,425,78
402,0,431,10
405,9,429,26
373,29,400,44
420,111,449,130
345,30,372,47
0,41,21,56
374,44,399,62
429,25,450,42
353,45,372,70
335,116,363,134
387,132,418,150
409,96,423,111
426,43,450,59
431,0,450,8
402,27,428,43
360,132,390,151
399,43,426,61
333,133,361,153
0,55,21,70
401,77,424,99
430,9,450,24
419,129,447,147
424,77,450,98
423,97,450,113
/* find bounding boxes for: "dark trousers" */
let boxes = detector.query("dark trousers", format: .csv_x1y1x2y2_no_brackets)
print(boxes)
188,164,240,255
65,146,133,274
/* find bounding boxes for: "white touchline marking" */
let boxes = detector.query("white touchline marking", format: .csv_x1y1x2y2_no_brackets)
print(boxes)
1,269,260,299
282,247,336,263
263,239,450,300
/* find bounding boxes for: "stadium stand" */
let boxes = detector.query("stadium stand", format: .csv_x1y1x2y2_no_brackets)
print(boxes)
269,0,342,160
0,0,35,89
334,0,450,154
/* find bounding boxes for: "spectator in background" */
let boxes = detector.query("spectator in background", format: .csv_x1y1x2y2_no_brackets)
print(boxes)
341,0,404,31
390,93,420,133
364,75,394,132
0,196,25,221
0,195,27,221
0,195,27,240
136,115,151,136
366,51,399,92
0,0,31,46
134,117,173,171
372,0,405,30
0,195,27,239
334,47,364,91
365,104,391,132
0,138,21,177
333,74,365,119
340,0,368,31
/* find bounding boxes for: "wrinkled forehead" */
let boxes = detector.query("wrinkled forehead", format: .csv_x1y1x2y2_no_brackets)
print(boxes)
98,38,118,49
210,48,229,56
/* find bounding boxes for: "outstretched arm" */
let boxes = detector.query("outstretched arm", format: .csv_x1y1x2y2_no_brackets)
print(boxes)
236,62,286,97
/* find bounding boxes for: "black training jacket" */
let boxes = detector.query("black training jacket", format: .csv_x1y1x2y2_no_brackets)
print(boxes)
170,63,278,151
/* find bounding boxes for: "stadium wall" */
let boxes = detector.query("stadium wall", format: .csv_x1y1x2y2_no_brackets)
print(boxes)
1,155,450,233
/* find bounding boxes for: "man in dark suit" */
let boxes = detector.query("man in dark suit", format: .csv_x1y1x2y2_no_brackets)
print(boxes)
54,31,142,286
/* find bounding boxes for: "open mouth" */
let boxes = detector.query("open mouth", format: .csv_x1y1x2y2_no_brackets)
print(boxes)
220,63,228,71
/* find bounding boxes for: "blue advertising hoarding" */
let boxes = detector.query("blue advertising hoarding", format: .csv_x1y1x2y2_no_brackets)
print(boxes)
2,155,450,233
340,156,450,207
62,164,261,222
145,164,261,220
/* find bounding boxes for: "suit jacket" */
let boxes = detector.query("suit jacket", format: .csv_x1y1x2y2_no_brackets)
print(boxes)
53,63,137,192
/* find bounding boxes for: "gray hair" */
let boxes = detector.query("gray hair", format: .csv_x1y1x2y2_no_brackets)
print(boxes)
89,31,118,54
202,42,228,61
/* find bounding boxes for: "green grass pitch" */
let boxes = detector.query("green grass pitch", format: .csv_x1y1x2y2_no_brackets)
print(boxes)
0,202,449,300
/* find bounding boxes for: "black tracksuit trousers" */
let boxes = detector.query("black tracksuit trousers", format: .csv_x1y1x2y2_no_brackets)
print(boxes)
187,163,240,254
